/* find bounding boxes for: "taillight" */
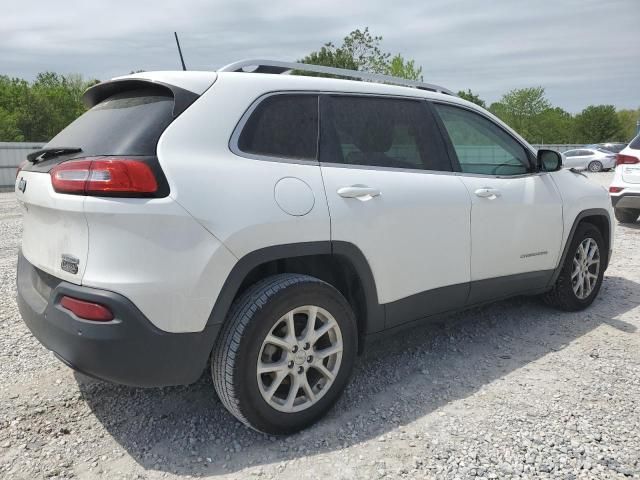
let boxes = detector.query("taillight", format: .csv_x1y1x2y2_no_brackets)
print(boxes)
616,154,639,166
16,160,28,179
50,158,158,196
609,186,624,193
60,295,114,321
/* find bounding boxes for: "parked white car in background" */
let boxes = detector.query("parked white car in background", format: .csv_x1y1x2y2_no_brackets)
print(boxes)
563,148,617,172
15,60,615,434
610,135,640,223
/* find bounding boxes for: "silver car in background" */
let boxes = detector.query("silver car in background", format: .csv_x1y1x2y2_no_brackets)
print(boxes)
562,148,617,172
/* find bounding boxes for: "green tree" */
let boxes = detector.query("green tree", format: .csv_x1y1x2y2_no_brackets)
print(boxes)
574,105,624,143
616,108,640,141
297,28,422,80
457,89,486,108
386,54,423,81
0,107,23,141
530,107,574,144
489,87,550,141
0,73,96,142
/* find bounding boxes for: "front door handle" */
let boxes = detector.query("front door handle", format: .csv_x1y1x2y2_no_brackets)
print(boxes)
337,185,381,199
474,187,501,198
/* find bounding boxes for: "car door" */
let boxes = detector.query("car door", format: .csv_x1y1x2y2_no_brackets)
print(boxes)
574,150,592,169
318,95,472,329
563,150,581,168
431,102,563,304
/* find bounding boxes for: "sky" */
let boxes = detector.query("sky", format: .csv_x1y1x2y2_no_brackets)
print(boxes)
2,0,639,113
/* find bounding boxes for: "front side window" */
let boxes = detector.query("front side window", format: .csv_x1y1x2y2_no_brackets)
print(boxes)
320,96,451,171
433,103,531,176
237,95,319,160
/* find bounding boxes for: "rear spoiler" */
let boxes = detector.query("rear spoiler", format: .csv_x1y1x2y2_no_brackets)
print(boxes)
82,79,199,118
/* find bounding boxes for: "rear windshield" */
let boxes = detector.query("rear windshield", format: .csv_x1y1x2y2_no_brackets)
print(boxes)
630,135,640,150
47,87,174,156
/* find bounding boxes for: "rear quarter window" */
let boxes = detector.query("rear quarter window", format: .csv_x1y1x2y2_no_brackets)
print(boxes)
237,95,319,160
47,87,175,157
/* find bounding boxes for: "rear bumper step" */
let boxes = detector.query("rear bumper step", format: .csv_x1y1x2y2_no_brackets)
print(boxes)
611,193,640,209
16,251,219,387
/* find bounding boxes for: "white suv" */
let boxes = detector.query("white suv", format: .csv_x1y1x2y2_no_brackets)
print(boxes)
15,60,614,434
609,135,640,223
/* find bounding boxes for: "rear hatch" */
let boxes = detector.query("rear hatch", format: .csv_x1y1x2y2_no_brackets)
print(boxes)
621,140,640,184
622,163,640,184
15,79,200,284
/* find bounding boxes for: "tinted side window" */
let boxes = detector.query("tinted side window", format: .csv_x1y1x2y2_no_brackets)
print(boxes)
320,96,451,171
238,95,318,160
629,135,640,149
434,103,530,176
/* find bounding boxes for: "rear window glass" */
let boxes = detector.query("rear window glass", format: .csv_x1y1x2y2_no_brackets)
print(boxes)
630,135,640,150
237,95,319,160
47,87,174,156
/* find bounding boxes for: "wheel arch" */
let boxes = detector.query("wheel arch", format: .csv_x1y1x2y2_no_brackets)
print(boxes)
548,208,611,287
206,241,384,353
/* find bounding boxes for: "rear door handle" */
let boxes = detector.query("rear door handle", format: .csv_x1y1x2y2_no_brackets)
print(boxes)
474,187,501,198
337,185,381,199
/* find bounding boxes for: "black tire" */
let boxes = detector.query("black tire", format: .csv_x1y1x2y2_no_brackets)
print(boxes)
614,207,639,223
587,161,603,172
544,222,605,311
211,273,357,434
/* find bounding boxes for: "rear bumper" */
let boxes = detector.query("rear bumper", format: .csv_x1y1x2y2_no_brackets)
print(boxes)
611,193,640,209
17,251,219,387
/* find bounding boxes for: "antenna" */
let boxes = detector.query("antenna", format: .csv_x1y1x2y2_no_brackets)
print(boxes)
174,32,187,71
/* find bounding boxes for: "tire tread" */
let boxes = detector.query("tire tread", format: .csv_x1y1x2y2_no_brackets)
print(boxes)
211,273,328,430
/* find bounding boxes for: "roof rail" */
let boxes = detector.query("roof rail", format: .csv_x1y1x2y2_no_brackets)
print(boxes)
218,59,454,95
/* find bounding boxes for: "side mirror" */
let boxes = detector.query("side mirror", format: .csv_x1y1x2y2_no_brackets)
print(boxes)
537,149,562,172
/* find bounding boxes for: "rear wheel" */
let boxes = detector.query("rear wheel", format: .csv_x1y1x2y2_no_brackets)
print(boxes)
211,274,357,434
587,161,603,172
614,207,639,223
544,223,605,311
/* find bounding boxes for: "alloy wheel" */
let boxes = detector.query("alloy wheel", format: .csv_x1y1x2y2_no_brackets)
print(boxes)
571,237,600,299
256,305,343,413
588,161,603,172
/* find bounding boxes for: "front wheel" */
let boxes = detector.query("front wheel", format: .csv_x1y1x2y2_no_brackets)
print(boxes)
544,223,605,311
211,274,357,434
614,207,639,223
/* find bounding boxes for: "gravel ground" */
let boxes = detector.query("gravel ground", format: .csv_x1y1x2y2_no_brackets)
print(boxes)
1,172,638,480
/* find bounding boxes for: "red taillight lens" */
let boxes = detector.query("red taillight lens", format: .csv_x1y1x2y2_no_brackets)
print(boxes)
616,154,639,166
16,160,28,179
50,160,92,193
50,158,158,196
60,296,114,321
609,186,624,193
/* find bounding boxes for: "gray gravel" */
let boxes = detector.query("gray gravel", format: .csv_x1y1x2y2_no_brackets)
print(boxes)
1,172,639,480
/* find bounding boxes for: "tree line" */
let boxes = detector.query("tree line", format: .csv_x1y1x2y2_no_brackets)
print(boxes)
1,28,637,144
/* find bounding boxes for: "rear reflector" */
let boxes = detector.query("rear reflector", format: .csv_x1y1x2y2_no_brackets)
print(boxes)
609,186,624,193
616,154,639,166
60,295,114,321
51,158,158,196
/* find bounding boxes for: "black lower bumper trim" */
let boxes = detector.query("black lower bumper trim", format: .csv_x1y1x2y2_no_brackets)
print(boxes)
611,193,640,209
17,251,220,387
